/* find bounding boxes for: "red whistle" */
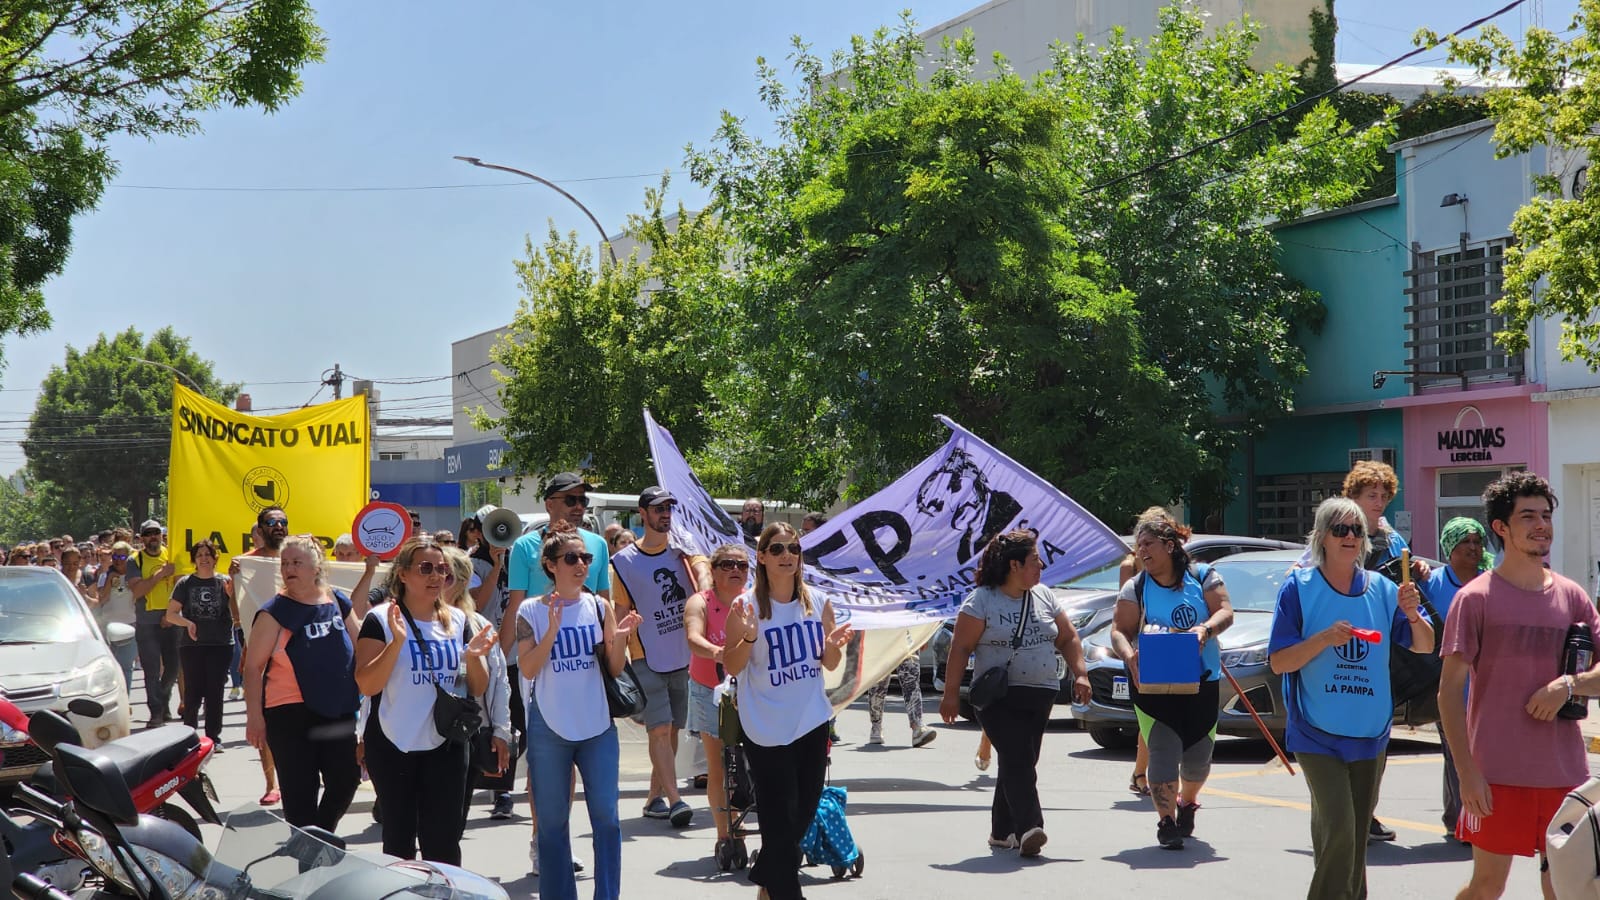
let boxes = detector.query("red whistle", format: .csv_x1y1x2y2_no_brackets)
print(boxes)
1350,628,1382,643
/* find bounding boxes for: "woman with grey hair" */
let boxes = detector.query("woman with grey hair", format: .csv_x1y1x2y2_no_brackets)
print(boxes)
1268,496,1433,900
1109,507,1233,850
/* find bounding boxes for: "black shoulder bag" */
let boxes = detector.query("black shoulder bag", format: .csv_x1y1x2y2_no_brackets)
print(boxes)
1389,590,1445,726
396,603,484,746
968,590,1033,711
590,594,647,719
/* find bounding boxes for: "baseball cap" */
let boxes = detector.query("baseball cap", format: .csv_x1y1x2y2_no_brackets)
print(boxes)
139,519,162,535
474,504,498,523
638,486,676,507
542,472,595,498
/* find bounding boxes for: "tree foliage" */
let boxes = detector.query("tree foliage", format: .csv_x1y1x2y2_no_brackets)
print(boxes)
1433,0,1600,368
483,188,744,495
0,469,129,544
490,4,1390,524
24,326,237,525
0,1,324,371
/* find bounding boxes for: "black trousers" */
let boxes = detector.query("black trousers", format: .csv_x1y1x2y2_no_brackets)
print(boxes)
743,722,830,900
179,644,230,741
135,623,180,718
364,717,471,865
974,685,1056,840
263,703,359,833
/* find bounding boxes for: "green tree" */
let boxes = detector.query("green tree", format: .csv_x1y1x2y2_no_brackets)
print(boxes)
1431,0,1600,368
23,327,238,525
0,1,324,372
482,187,744,493
0,469,129,544
682,6,1389,520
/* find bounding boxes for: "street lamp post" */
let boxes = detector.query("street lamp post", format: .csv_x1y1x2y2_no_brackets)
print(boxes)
131,357,203,392
453,156,619,267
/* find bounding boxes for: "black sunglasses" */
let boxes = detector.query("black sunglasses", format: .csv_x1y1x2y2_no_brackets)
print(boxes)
763,542,803,557
713,559,751,572
264,518,288,528
1329,522,1366,539
560,551,595,566
559,495,591,509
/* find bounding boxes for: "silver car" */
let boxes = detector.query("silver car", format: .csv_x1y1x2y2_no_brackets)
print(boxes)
1073,549,1302,750
0,566,134,784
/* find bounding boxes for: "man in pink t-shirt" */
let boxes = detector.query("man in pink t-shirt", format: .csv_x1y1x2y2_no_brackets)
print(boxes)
1439,472,1600,900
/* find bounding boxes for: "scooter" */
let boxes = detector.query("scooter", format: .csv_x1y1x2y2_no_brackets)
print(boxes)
6,708,509,899
2,696,220,839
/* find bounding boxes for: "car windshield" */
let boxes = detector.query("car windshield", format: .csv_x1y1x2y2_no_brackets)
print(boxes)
0,571,95,644
1209,559,1296,614
1051,554,1127,592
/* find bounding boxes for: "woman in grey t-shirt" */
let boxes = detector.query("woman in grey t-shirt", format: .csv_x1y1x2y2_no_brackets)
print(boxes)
939,529,1092,859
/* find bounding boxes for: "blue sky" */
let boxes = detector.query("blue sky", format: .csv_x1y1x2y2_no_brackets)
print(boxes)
0,0,1577,472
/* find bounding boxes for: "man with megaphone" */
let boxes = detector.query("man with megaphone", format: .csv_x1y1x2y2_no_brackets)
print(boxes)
468,503,526,820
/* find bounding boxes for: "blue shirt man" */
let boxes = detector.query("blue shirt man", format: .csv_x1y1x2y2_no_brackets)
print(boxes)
502,472,611,660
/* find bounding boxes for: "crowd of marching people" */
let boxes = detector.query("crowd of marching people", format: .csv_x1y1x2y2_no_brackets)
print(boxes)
17,457,1600,900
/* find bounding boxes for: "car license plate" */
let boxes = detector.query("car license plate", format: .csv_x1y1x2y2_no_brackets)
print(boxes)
1112,676,1130,701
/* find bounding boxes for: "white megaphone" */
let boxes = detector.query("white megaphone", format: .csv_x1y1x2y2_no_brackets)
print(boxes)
480,507,522,549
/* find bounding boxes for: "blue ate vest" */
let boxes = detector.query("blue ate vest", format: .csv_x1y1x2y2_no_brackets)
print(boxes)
262,590,358,719
1292,568,1397,740
1139,565,1220,682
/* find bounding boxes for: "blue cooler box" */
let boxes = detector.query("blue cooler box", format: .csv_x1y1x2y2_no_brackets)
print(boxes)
1138,631,1201,695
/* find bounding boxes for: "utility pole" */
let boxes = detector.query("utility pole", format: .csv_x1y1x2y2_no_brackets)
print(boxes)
323,363,344,400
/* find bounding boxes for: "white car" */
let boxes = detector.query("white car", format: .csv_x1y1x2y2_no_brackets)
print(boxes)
0,566,133,784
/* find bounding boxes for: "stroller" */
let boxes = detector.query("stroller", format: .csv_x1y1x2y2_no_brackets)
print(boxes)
716,678,865,880
715,678,756,872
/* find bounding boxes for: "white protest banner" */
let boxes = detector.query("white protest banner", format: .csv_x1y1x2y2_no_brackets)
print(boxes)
644,410,1124,706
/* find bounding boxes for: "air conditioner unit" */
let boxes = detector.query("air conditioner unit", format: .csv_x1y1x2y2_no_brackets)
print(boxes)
1348,447,1397,469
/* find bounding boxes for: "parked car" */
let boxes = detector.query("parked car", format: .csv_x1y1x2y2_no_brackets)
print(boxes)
1052,534,1304,643
1072,548,1438,750
922,534,1302,710
0,566,133,785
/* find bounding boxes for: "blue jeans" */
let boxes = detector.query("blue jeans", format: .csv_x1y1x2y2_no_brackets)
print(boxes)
526,698,620,900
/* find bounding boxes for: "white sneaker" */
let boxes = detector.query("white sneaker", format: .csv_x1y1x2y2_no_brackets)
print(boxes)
228,686,242,701
987,833,1018,849
1019,826,1048,857
868,727,884,745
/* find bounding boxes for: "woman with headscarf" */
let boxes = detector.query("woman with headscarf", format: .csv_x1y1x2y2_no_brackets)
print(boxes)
1425,516,1492,837
1109,509,1234,850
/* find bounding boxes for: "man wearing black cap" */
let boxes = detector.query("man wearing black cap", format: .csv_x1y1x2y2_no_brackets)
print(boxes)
502,472,611,868
611,487,712,827
128,519,180,726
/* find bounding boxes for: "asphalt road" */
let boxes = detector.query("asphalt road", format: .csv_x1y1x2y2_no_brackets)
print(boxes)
146,682,1567,900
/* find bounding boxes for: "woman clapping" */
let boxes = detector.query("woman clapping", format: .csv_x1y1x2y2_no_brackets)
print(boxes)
722,523,853,900
355,537,497,864
517,524,641,900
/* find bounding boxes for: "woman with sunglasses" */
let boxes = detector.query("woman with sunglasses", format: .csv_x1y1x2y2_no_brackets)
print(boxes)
242,536,375,832
516,524,641,900
356,536,497,863
723,523,853,900
684,542,749,866
93,540,139,692
1109,508,1234,850
1268,497,1432,900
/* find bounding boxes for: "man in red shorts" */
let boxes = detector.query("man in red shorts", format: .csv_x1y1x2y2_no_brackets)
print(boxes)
1439,472,1600,899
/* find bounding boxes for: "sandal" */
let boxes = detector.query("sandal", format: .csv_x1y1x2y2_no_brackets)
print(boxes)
259,789,281,805
1129,774,1151,797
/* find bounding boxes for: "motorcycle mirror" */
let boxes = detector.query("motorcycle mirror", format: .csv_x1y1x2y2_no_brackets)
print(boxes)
299,826,346,851
67,698,104,718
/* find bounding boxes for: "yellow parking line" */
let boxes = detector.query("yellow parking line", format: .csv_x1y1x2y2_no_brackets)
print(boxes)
1203,786,1448,837
1207,757,1437,780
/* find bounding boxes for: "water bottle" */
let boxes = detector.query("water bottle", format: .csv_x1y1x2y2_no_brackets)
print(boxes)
1558,623,1593,721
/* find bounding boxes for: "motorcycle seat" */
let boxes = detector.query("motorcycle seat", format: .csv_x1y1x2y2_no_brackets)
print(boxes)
89,725,201,790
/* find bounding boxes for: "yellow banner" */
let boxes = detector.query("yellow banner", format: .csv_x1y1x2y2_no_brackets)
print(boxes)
167,382,369,574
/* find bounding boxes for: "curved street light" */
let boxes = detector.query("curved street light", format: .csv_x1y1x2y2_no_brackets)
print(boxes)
453,156,619,267
131,357,203,392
